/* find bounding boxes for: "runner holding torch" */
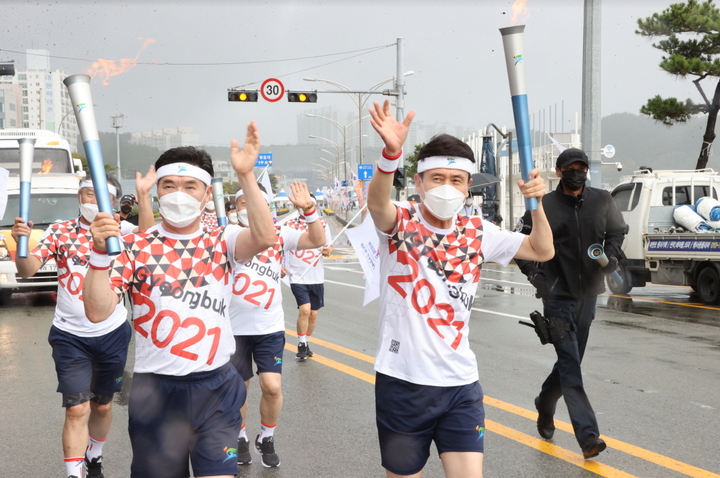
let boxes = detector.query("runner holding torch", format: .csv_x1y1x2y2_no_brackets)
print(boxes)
63,74,121,255
16,137,36,258
500,25,538,211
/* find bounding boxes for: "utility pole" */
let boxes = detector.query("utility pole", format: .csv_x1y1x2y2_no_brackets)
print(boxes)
111,114,126,178
582,0,601,187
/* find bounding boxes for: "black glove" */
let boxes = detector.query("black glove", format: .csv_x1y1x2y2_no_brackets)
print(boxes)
601,255,619,274
528,268,549,298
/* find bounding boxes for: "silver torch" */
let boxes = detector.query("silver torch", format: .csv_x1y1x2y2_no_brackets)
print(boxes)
63,74,122,255
17,137,36,258
587,243,623,286
211,178,228,227
500,25,538,211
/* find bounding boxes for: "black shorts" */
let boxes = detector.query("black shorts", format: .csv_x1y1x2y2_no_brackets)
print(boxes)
375,373,485,476
47,321,132,408
290,283,324,310
230,331,285,381
128,362,245,478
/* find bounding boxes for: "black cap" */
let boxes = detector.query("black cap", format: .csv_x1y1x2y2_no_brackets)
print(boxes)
119,194,137,205
556,148,589,169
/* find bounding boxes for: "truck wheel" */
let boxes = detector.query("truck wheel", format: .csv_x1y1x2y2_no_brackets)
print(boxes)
607,263,632,295
696,267,720,305
0,291,11,305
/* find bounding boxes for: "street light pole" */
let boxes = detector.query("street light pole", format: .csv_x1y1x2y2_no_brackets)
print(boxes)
111,114,126,178
487,123,513,228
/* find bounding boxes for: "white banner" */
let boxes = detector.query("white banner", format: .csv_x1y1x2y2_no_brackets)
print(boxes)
0,167,9,221
345,213,381,305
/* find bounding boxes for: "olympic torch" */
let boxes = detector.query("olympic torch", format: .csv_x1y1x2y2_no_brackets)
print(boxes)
63,74,121,255
500,25,537,211
17,137,36,258
211,178,228,227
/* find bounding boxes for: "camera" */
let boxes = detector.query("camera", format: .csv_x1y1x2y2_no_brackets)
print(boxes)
616,162,623,171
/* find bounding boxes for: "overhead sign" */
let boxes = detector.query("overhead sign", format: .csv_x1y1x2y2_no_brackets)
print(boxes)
256,153,273,167
260,78,284,102
358,164,374,180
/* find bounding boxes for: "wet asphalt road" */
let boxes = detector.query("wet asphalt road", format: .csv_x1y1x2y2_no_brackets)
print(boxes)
1,216,719,477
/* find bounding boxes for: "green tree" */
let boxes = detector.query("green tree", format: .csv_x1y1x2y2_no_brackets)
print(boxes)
73,152,117,175
403,143,426,183
637,0,720,169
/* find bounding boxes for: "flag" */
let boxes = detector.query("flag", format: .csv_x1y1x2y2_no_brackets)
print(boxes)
345,213,381,305
259,167,274,204
546,133,566,153
334,177,340,191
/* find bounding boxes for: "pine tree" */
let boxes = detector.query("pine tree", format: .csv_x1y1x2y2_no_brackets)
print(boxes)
637,0,720,169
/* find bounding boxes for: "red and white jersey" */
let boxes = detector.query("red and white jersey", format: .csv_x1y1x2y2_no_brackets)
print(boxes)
110,223,240,376
229,224,303,335
30,218,127,337
374,202,525,387
200,211,218,229
283,218,332,284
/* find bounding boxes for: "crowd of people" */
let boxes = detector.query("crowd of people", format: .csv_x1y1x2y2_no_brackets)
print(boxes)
11,107,625,477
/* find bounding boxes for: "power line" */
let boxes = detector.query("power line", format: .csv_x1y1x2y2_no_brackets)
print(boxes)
0,44,394,66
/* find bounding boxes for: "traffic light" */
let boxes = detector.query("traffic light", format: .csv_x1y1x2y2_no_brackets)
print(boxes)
393,167,407,188
228,90,258,102
287,91,318,103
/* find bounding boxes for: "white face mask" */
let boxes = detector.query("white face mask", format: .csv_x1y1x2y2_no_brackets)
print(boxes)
237,209,249,226
465,198,474,207
228,212,239,224
422,184,466,221
79,203,99,223
158,191,203,228
205,200,216,211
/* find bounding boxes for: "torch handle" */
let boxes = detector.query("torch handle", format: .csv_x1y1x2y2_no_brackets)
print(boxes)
84,141,121,256
511,94,538,211
17,181,31,258
17,138,36,259
609,270,623,285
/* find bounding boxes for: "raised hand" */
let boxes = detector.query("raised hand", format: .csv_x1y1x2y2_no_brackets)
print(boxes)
287,181,313,210
368,99,416,156
518,168,547,199
135,165,157,196
231,121,261,176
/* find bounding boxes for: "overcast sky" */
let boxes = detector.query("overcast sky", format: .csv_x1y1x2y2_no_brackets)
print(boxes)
2,0,708,148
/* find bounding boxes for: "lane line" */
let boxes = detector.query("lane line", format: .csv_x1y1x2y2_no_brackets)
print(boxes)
308,278,720,477
286,329,375,364
604,293,720,311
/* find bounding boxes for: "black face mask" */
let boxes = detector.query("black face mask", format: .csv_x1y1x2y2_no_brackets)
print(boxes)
561,169,587,191
120,205,133,214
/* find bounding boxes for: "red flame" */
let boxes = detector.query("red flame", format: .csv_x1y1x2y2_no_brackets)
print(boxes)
38,159,53,174
86,38,156,85
510,0,529,24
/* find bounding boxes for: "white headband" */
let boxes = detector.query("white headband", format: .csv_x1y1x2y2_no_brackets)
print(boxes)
156,162,212,186
235,188,270,205
80,180,118,198
417,156,474,175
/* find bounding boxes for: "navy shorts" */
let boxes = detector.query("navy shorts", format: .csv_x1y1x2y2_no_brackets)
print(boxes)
375,373,485,476
47,321,131,408
128,362,245,478
290,283,324,310
230,331,285,381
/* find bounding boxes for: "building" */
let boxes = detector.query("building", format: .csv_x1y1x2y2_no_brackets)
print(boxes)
129,127,201,151
0,50,78,153
0,84,22,129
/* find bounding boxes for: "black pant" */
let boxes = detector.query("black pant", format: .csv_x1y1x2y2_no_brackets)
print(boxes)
536,296,599,448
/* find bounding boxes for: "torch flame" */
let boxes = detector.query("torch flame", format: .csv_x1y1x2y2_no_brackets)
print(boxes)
86,38,156,86
39,159,53,174
510,0,529,25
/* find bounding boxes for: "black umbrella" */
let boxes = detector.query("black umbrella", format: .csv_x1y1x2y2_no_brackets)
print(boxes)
468,172,501,193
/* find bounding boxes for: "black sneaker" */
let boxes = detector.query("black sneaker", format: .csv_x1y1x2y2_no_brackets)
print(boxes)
296,343,308,360
255,434,280,467
306,343,314,357
237,437,252,465
582,437,607,459
85,455,104,478
535,396,555,439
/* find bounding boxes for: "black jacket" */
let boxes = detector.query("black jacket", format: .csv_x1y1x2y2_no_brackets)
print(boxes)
518,183,627,300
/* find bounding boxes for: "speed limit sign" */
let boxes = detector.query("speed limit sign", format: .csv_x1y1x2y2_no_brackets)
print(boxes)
260,78,285,102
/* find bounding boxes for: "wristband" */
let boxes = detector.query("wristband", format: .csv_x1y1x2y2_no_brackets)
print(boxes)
303,210,319,223
300,207,316,217
377,148,402,174
89,246,113,270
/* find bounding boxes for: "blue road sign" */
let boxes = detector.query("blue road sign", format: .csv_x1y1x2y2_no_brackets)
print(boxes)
358,164,374,180
256,153,273,167
341,180,349,187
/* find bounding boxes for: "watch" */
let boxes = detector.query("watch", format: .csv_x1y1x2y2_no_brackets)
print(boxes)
302,204,314,212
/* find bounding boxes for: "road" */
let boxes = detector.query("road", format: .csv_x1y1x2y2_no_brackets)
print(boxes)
1,215,719,477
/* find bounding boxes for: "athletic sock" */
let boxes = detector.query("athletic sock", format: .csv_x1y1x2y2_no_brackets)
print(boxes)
298,334,308,344
258,422,276,440
238,425,248,440
86,434,107,461
65,456,85,478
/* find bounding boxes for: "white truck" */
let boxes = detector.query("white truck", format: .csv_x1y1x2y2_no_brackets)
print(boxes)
610,168,720,304
0,129,85,303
